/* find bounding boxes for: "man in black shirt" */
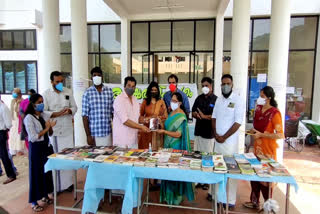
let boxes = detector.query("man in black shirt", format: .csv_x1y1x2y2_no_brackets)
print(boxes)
192,77,217,196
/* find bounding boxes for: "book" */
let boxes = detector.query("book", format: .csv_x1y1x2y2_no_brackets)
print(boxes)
167,156,180,168
190,159,202,170
122,157,137,166
149,118,159,130
254,163,272,177
56,148,76,158
104,155,118,163
214,161,228,173
213,155,224,163
238,163,256,175
133,157,148,167
139,152,152,158
113,156,129,164
179,158,191,170
234,154,250,164
269,162,286,169
202,155,214,172
256,154,275,164
124,151,134,157
243,153,262,168
73,152,90,160
93,155,109,163
48,153,57,158
145,157,158,167
84,154,101,161
269,168,290,176
224,156,241,174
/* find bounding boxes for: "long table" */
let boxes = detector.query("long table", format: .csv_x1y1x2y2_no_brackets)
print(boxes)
45,158,298,214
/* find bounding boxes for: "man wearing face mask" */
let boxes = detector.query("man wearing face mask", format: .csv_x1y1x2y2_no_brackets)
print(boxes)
43,71,78,192
82,67,114,147
191,77,217,194
211,74,245,208
113,76,150,148
163,74,190,117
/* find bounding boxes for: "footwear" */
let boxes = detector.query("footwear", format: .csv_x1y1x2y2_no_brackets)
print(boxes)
207,193,212,201
41,197,53,205
202,184,209,190
65,184,74,192
196,183,203,189
243,202,259,209
3,177,16,184
32,204,44,212
222,203,235,210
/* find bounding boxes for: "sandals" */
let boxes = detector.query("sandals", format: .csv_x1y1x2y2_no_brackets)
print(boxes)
41,197,53,205
243,202,259,209
32,204,44,212
202,184,209,190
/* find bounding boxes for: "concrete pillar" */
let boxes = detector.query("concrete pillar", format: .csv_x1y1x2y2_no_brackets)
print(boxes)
230,0,251,153
40,0,60,93
312,18,320,123
268,0,291,163
71,0,89,147
121,17,131,84
214,14,224,97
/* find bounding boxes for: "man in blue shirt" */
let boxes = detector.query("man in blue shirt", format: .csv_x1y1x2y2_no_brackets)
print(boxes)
82,67,114,146
163,74,190,118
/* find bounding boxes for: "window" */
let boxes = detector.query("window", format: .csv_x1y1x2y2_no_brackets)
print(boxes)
224,16,318,120
0,30,36,50
0,61,37,94
131,19,215,87
60,24,121,84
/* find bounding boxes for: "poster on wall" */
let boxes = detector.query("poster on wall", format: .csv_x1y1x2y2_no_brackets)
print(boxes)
105,83,198,107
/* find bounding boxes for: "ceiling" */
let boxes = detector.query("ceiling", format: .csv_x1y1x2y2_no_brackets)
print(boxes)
103,0,229,20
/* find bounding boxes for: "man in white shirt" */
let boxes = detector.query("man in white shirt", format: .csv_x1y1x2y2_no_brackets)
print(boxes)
0,99,16,184
43,71,78,192
212,74,245,208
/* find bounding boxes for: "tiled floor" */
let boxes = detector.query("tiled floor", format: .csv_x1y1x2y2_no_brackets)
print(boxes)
1,144,320,214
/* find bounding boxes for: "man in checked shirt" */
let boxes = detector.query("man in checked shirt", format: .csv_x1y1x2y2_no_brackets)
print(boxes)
82,67,114,146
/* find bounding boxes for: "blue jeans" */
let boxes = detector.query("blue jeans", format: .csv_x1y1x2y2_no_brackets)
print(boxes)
0,151,17,175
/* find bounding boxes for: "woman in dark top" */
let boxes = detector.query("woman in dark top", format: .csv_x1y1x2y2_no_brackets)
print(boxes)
24,94,56,212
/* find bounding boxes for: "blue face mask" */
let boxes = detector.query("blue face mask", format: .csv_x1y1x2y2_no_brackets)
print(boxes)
28,95,31,100
35,103,44,112
55,82,63,92
12,93,18,99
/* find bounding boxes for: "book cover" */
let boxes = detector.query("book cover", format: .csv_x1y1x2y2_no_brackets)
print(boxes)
104,155,118,163
234,154,250,164
149,118,159,131
202,155,214,168
93,155,109,163
238,163,256,175
224,156,240,174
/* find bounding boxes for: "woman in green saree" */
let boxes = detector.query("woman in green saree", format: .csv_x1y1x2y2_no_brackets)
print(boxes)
156,92,195,205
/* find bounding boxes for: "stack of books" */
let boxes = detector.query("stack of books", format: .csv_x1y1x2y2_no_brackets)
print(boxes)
256,154,275,164
254,163,272,177
234,154,250,164
269,162,290,176
190,159,202,170
145,157,158,167
201,155,214,172
179,158,191,170
244,153,262,169
238,163,256,175
167,156,180,168
224,156,240,174
213,155,227,173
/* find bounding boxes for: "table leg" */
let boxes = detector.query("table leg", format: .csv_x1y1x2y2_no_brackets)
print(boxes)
73,170,77,200
213,184,217,214
285,184,290,214
226,178,229,214
137,178,141,214
53,170,57,214
146,179,150,207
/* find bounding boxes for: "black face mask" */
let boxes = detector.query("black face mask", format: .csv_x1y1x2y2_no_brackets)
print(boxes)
151,92,158,98
222,90,232,98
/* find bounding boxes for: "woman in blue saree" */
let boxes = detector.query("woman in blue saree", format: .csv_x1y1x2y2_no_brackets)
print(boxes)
156,92,195,205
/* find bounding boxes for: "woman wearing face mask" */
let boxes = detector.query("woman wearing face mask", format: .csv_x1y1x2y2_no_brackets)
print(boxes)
138,81,167,149
9,88,25,156
243,86,284,210
156,92,194,205
24,94,56,212
20,89,37,150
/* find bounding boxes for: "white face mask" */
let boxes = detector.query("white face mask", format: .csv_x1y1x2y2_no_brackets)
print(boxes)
170,102,179,111
256,97,266,105
202,87,210,95
92,76,102,86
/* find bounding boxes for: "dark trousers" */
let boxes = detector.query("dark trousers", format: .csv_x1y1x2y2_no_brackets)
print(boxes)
0,130,16,179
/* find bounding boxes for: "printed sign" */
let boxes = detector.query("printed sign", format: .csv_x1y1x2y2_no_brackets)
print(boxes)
105,83,198,107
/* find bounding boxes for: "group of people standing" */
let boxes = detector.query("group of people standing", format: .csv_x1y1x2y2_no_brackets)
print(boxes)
0,65,284,212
